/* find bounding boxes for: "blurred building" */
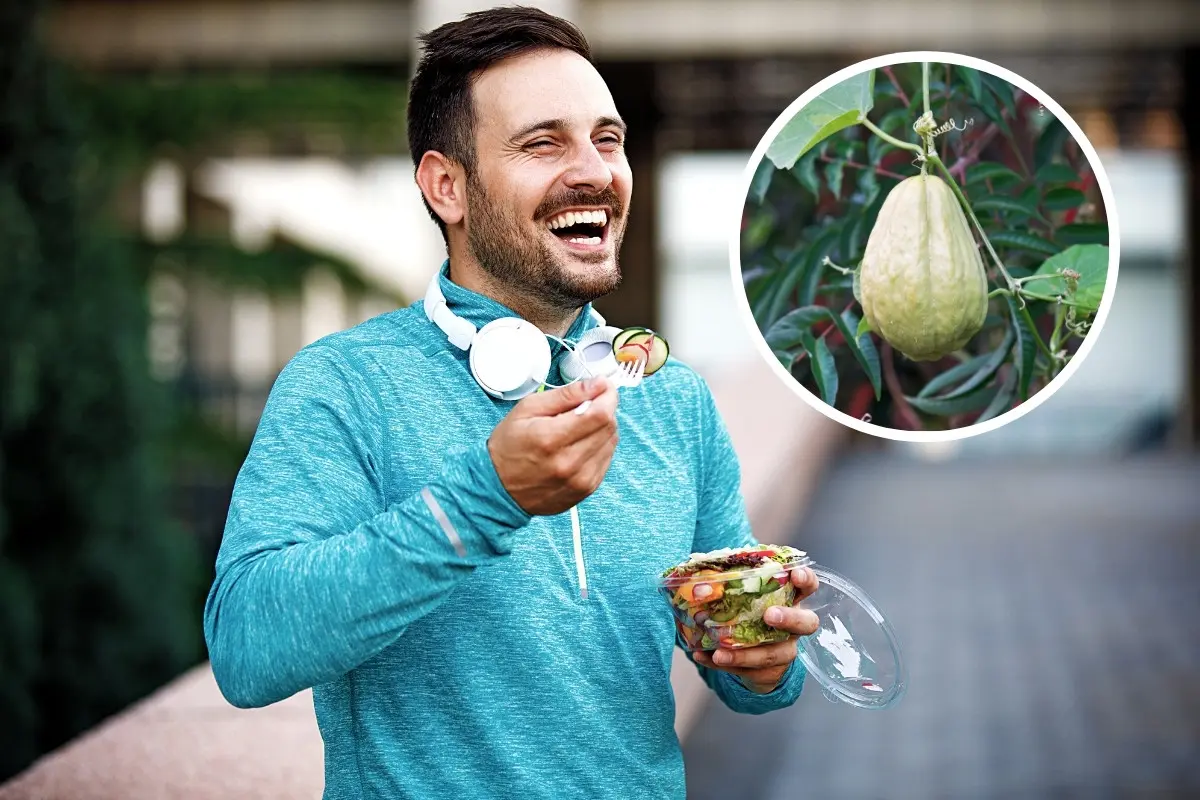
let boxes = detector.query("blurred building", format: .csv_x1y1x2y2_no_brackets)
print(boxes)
44,0,1200,457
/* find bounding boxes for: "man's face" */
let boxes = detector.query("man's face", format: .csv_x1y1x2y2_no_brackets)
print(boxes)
464,48,632,311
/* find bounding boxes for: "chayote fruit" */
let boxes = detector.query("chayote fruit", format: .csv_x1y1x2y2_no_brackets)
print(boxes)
858,173,988,361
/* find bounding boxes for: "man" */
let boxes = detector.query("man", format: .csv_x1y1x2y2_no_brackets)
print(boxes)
203,7,819,799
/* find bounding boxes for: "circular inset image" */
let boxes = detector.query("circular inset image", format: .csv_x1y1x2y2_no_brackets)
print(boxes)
733,53,1119,441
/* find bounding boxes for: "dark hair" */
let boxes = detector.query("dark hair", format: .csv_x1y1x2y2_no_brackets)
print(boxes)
407,6,593,241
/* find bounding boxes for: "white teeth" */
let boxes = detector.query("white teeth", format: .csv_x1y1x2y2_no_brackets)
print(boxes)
545,210,609,230
567,236,602,245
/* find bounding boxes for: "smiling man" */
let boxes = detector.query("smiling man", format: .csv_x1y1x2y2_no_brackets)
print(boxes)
203,7,818,800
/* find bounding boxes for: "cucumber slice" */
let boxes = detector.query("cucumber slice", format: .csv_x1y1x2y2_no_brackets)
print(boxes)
611,327,670,376
740,575,762,593
711,607,737,623
612,326,652,352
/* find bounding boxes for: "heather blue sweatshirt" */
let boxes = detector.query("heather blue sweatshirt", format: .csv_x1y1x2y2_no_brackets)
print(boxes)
203,261,806,799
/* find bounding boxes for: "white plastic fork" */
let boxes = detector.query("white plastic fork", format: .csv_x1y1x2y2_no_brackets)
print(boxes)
611,357,646,388
572,358,645,415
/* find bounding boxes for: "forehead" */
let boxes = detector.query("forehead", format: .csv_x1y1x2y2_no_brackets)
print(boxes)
471,48,619,137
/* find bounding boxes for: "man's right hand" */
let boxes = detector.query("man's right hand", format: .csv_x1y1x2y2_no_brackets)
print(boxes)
488,376,620,516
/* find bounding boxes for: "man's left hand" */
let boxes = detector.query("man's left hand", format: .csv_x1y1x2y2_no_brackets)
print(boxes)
691,566,820,694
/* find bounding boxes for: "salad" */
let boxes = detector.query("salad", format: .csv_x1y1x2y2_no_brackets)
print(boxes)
658,544,810,651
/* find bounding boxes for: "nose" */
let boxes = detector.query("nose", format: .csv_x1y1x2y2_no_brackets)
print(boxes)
563,140,613,193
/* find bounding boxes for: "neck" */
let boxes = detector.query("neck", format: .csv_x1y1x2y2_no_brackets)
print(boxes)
445,239,581,339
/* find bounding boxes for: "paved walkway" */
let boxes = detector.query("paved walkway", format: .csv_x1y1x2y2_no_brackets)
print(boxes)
684,453,1200,799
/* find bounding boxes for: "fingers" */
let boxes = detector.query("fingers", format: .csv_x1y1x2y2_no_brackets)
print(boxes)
696,639,798,671
543,378,620,446
763,604,820,636
790,566,819,600
516,376,609,417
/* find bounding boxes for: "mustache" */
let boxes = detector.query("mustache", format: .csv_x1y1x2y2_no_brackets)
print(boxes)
533,186,625,221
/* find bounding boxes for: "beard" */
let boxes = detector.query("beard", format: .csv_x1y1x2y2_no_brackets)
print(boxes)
465,172,626,311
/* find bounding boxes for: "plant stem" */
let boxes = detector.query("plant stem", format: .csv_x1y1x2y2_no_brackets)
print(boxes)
1049,304,1066,354
861,117,924,156
1016,289,1087,308
1013,273,1064,286
882,66,910,107
1020,303,1057,363
821,256,855,276
926,153,1016,293
818,154,906,181
922,62,931,118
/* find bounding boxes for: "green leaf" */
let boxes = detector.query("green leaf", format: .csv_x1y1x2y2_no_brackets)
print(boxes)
1056,223,1109,246
797,227,840,307
1035,118,1069,171
743,210,774,252
958,66,983,103
917,326,1014,401
749,158,775,205
936,326,1015,400
774,349,795,369
989,231,1061,257
762,248,809,328
917,353,994,398
801,332,838,407
1007,296,1038,401
975,367,1018,423
1035,163,1081,184
878,107,912,135
856,314,871,337
765,71,876,169
975,89,1012,138
856,159,879,207
966,162,1023,187
764,305,828,349
981,73,1017,118
792,151,820,198
905,383,1001,417
1030,244,1109,315
973,195,1043,220
825,158,845,201
837,309,882,400
1042,187,1086,211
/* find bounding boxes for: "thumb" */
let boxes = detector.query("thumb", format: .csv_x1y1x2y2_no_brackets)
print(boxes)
516,377,608,417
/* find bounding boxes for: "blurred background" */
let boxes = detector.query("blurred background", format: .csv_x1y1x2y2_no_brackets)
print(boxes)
1,0,1198,797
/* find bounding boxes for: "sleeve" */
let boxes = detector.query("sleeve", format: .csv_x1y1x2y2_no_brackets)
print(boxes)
681,373,807,713
202,344,532,709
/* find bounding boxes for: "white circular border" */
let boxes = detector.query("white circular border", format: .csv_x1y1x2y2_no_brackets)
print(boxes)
729,51,1121,444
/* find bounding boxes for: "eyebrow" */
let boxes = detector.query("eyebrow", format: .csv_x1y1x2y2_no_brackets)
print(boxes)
509,116,628,142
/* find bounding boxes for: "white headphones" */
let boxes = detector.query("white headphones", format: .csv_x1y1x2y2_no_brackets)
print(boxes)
423,273,624,400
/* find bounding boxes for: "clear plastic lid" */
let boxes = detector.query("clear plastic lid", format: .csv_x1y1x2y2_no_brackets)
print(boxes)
794,563,906,710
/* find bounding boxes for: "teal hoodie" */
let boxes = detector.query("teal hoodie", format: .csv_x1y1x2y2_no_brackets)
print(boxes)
203,262,806,799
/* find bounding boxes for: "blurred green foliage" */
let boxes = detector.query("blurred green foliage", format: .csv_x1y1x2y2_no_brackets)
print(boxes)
0,3,202,778
0,4,408,781
743,63,1110,430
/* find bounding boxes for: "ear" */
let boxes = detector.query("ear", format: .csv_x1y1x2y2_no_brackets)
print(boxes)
415,151,466,227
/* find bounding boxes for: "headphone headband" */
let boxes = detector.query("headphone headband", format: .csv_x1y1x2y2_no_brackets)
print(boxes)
423,275,477,350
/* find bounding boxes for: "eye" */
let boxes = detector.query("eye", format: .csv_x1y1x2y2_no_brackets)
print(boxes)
595,133,623,149
526,139,558,152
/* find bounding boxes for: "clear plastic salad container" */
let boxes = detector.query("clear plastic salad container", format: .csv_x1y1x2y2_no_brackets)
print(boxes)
656,544,813,651
656,544,907,710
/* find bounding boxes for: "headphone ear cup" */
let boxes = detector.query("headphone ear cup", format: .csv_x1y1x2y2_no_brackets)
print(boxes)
560,325,623,383
469,318,551,400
